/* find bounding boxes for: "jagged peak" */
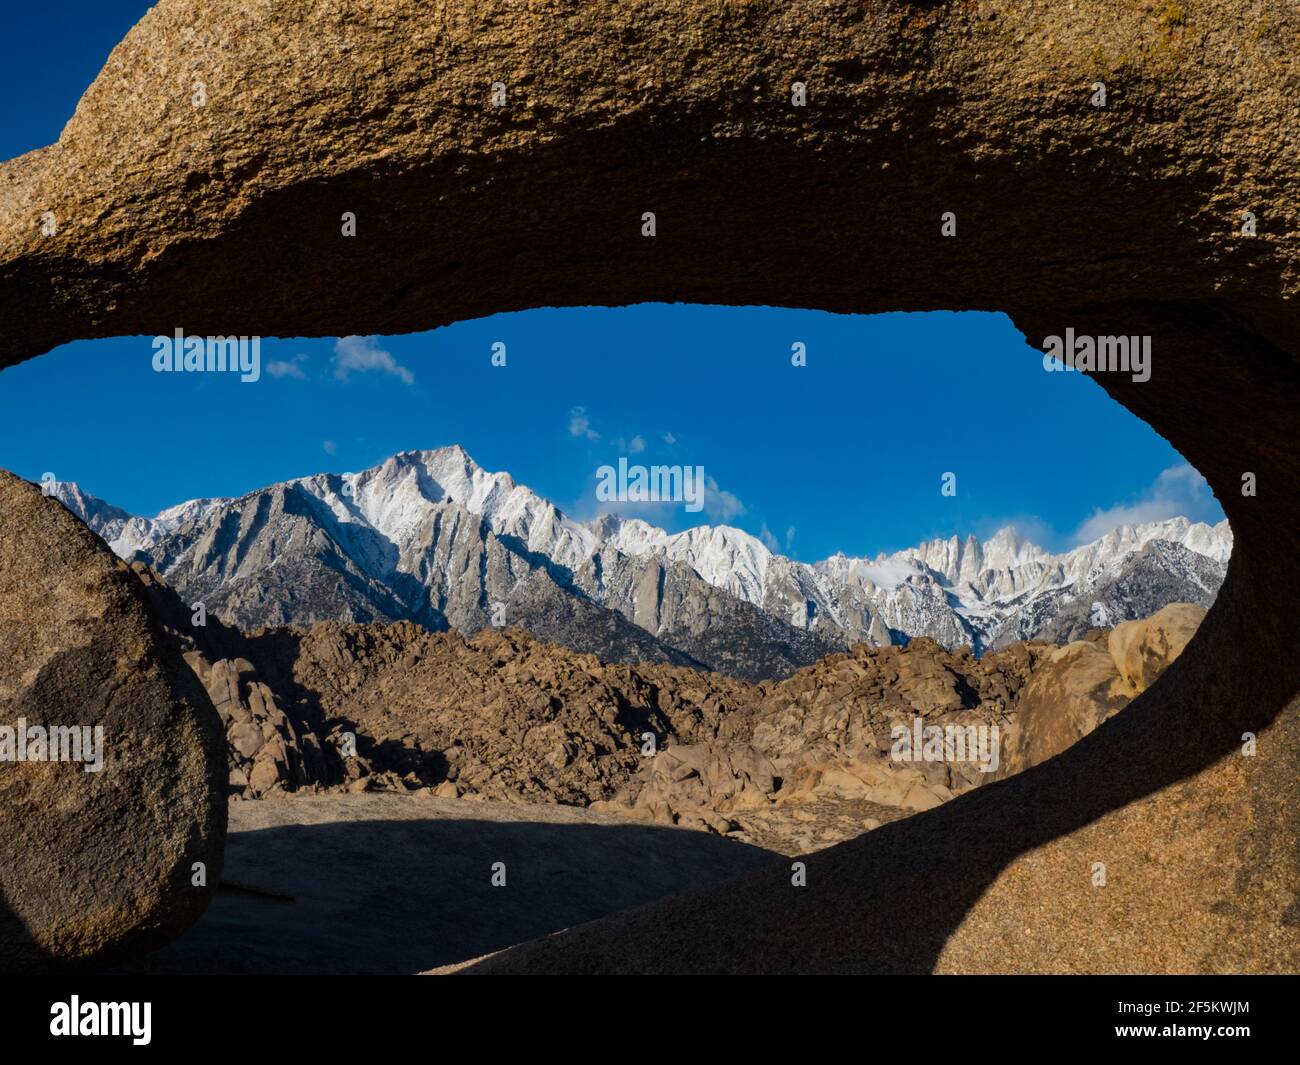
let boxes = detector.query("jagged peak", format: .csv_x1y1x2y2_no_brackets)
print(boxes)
45,448,1233,658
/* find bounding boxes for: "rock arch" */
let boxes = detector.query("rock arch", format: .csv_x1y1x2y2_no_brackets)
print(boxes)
0,0,1295,971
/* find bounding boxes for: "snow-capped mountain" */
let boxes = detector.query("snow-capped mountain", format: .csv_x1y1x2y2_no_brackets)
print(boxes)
50,446,1232,677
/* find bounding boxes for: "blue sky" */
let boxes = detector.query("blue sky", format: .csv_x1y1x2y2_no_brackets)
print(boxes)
0,2,1223,562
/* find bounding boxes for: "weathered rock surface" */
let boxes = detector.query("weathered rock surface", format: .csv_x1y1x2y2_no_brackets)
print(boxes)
1109,602,1206,695
0,471,226,971
0,0,1295,974
995,640,1130,777
0,1,1293,362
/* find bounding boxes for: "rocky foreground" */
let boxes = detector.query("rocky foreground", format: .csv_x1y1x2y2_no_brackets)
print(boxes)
136,560,1204,856
0,471,1215,975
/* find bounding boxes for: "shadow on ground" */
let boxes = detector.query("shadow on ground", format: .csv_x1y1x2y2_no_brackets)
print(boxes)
114,794,780,974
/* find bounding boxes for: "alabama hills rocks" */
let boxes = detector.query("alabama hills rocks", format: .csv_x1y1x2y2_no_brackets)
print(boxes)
0,471,226,972
991,604,1204,779
114,545,1210,856
604,619,1201,853
1108,602,1204,695
0,0,1293,977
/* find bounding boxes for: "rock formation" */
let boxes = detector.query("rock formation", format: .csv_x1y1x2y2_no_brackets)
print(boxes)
115,589,1201,858
0,472,226,972
0,0,1295,973
1108,602,1205,695
0,1,1294,359
995,640,1130,777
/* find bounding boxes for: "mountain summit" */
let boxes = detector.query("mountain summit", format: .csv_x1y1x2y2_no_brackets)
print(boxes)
52,447,1231,679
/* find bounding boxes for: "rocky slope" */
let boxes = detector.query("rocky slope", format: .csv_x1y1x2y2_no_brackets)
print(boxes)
127,545,1207,855
53,447,1229,678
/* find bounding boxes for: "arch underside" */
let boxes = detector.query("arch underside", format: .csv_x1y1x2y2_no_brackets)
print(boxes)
0,0,1295,971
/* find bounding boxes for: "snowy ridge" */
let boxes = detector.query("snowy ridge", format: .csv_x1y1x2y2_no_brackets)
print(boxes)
48,445,1233,655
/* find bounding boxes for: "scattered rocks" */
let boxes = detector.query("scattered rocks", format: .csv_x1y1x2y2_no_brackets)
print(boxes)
106,556,1213,858
129,564,344,800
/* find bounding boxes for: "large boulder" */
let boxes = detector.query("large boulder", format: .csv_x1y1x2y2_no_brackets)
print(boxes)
1109,603,1206,694
0,471,226,970
1001,610,1206,776
996,641,1130,777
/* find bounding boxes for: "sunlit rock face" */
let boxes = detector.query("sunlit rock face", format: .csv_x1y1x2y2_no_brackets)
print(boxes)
0,0,1295,974
0,471,226,972
0,0,1293,364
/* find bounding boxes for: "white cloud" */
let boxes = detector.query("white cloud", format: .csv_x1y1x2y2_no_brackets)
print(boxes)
266,354,308,380
702,475,746,523
628,435,646,454
568,406,599,441
759,523,779,551
972,514,1057,551
785,526,796,551
323,440,337,456
662,432,677,445
332,336,414,385
1073,464,1221,544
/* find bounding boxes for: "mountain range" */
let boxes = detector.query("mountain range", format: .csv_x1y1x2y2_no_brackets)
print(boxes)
52,446,1231,681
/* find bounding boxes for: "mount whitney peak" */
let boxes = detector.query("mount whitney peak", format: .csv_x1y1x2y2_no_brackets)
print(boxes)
51,446,1231,680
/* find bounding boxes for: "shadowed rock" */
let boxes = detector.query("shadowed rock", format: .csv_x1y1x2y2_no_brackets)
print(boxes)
0,0,1295,972
0,470,227,971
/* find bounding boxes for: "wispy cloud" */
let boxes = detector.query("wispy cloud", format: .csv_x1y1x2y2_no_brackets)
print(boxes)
1073,463,1220,545
702,475,746,523
266,354,308,380
333,336,414,385
759,523,797,555
568,406,600,441
662,431,677,445
323,440,337,456
971,513,1058,551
